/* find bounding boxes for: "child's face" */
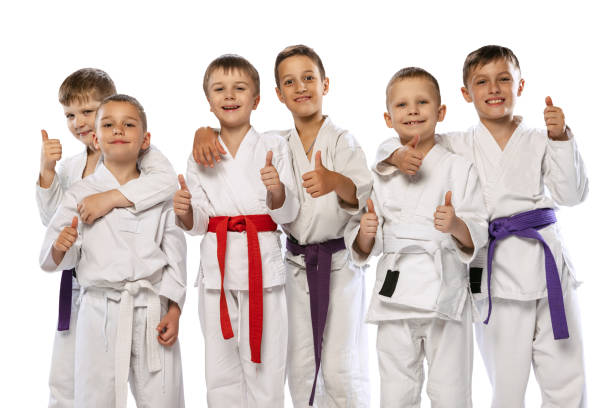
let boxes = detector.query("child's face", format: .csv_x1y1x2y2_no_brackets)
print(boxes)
275,55,329,119
384,77,446,145
93,101,150,163
461,58,524,122
62,98,102,150
206,68,260,129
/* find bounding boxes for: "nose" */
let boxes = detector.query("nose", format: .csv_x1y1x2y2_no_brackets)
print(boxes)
296,79,307,93
113,126,123,135
407,103,419,115
488,81,501,94
75,114,86,129
224,89,236,100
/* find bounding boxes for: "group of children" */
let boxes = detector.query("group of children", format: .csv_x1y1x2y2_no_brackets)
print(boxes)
37,44,587,408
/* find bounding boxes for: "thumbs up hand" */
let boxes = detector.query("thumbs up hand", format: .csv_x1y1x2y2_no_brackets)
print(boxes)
260,151,283,193
39,129,63,188
390,135,423,176
434,191,459,234
543,96,568,140
302,151,336,198
173,174,192,217
53,216,79,253
359,198,379,238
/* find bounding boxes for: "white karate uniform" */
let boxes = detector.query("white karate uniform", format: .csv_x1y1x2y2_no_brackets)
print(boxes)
376,119,588,407
178,127,299,408
277,117,372,408
347,142,489,408
36,147,177,408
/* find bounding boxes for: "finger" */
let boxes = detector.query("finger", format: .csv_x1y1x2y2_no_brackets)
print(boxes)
410,134,420,149
367,198,375,214
41,129,49,142
71,216,78,229
314,151,323,169
445,191,452,207
302,172,314,181
178,174,188,191
204,146,214,167
265,151,273,167
545,96,553,107
302,179,317,189
215,138,227,155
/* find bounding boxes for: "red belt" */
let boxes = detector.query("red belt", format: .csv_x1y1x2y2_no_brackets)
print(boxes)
207,214,277,363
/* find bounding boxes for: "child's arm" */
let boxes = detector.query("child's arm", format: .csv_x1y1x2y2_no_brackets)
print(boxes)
434,191,473,250
174,157,211,235
40,193,81,272
51,216,78,265
355,198,379,255
157,300,181,347
302,151,359,206
193,126,226,167
261,140,300,225
39,130,61,188
260,151,285,210
345,188,384,266
542,97,589,206
36,130,67,226
77,146,177,224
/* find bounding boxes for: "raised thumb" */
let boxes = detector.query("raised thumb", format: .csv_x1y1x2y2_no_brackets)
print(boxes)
545,96,553,107
366,198,375,214
265,150,273,167
410,134,420,149
444,191,452,206
315,151,323,169
178,174,188,191
71,216,78,229
41,129,49,141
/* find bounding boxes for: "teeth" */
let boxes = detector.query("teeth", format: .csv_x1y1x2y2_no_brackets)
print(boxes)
487,99,504,104
222,106,239,110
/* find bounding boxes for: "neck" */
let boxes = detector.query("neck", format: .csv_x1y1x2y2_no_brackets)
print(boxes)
480,114,520,138
294,112,325,141
103,158,140,185
219,122,251,157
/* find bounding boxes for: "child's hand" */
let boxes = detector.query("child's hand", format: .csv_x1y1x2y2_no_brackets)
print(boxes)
434,191,459,234
544,96,568,140
193,126,226,167
260,151,283,193
174,175,192,217
157,301,180,347
53,216,78,253
390,135,423,176
302,151,338,198
78,191,117,224
40,130,62,188
359,199,379,238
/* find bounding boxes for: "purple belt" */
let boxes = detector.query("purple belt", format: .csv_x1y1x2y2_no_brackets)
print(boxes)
484,208,569,340
286,236,346,406
57,268,75,331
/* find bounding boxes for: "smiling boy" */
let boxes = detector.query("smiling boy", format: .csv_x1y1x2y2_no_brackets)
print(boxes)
377,45,588,407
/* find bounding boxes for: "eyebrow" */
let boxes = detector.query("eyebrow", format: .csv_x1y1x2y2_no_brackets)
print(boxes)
99,115,139,122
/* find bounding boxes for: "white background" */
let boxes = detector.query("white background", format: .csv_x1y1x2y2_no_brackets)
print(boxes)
1,0,610,406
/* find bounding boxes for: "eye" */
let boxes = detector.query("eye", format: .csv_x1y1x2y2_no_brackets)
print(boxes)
126,123,135,127
66,114,74,119
83,110,94,115
102,123,112,128
396,102,406,108
236,86,245,91
283,79,293,86
476,79,486,85
499,77,511,82
305,75,314,81
418,100,428,104
214,87,223,92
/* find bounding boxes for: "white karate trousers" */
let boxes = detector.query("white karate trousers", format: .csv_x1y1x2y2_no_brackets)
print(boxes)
474,288,586,408
285,259,370,408
74,288,185,408
199,284,288,408
376,299,473,408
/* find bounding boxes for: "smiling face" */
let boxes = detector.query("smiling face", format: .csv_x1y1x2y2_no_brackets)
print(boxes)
205,68,260,130
62,98,102,150
275,55,329,120
93,101,150,163
461,58,524,123
384,77,446,146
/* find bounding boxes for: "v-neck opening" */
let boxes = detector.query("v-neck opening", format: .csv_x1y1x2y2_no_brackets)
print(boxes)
219,127,253,161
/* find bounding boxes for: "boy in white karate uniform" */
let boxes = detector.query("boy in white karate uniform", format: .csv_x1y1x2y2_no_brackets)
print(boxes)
174,55,299,408
347,67,489,408
36,69,177,408
377,46,588,407
40,94,186,408
192,45,372,408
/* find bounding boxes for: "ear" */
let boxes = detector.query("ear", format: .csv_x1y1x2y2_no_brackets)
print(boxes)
437,104,447,122
322,77,330,96
517,78,525,97
141,132,151,151
92,133,100,150
383,112,393,129
275,87,286,104
252,95,261,110
461,86,473,103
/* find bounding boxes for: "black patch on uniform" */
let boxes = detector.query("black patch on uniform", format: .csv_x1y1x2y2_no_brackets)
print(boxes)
379,270,400,297
470,267,483,293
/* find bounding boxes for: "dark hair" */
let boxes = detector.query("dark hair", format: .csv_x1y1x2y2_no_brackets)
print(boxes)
463,45,521,87
274,44,326,88
58,68,116,105
95,94,147,132
386,67,441,107
203,54,260,97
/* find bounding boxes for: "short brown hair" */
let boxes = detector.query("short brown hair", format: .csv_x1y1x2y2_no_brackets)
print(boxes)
463,45,520,87
95,94,147,132
58,68,116,106
203,54,260,98
386,67,441,108
274,45,326,88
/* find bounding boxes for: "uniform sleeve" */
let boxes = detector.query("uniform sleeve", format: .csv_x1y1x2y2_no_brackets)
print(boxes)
373,137,403,176
267,139,299,225
36,160,68,227
118,145,178,213
39,192,81,272
158,207,187,310
334,132,373,214
176,156,210,235
451,163,489,264
344,185,383,266
542,127,589,206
